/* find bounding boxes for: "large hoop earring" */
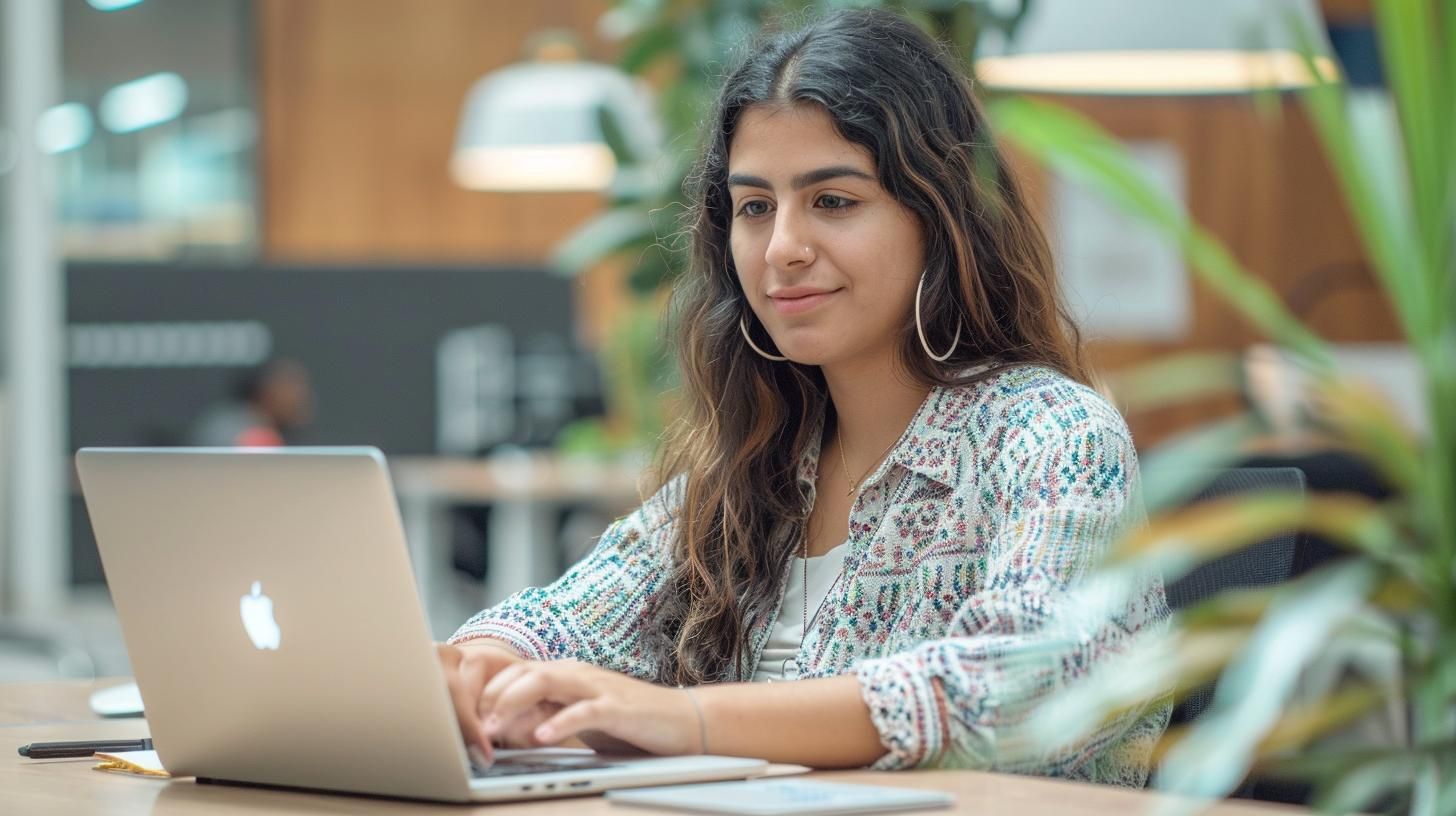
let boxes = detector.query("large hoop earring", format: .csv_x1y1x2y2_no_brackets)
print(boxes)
915,269,962,363
739,315,788,362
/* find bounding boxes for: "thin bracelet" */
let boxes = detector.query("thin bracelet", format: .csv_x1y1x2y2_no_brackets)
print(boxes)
681,687,708,755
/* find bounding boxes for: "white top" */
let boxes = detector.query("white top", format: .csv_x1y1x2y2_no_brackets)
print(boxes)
751,542,850,683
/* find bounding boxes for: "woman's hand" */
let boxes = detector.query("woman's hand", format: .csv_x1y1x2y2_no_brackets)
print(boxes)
479,659,702,757
436,640,527,760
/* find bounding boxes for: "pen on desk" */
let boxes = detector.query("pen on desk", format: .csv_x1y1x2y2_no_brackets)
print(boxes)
18,738,153,759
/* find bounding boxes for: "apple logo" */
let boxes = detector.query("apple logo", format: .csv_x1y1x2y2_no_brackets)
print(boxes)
240,581,281,650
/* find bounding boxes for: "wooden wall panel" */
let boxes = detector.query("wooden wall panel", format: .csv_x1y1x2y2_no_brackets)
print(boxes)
1014,94,1399,446
258,0,612,264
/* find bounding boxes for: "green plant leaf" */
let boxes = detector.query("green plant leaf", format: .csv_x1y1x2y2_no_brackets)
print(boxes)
1372,0,1448,324
619,21,680,74
1111,490,1312,568
1152,561,1379,805
1411,758,1440,816
1258,745,1418,781
1108,352,1243,415
1158,684,1390,780
1437,761,1456,816
552,208,655,275
1032,571,1410,766
1176,585,1280,633
627,244,676,294
1118,491,1430,594
1311,377,1426,495
1135,416,1260,513
1412,639,1456,748
1314,752,1421,815
597,104,642,167
1176,575,1412,642
1442,0,1456,312
1027,626,1245,748
1250,683,1385,758
1289,19,1431,350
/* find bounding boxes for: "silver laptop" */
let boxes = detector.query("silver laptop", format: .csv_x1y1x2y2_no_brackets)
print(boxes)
76,447,766,802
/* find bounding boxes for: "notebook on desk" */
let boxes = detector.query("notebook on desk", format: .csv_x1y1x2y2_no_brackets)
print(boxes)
76,447,767,802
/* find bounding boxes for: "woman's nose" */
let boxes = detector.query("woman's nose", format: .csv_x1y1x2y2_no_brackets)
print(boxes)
764,209,816,270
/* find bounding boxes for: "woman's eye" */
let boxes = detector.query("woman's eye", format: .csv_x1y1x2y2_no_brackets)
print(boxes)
737,200,771,218
817,194,855,210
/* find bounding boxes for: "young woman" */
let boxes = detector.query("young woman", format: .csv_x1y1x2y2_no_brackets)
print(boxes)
437,8,1169,786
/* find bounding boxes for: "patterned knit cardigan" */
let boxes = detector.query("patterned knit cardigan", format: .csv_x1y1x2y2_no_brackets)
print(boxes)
450,365,1171,786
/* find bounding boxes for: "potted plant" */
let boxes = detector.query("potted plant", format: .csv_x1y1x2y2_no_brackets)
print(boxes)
994,3,1453,811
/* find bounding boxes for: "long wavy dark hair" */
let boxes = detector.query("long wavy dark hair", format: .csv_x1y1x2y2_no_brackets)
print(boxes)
642,8,1089,685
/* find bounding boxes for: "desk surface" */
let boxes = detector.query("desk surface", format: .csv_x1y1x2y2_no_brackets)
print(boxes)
3,680,1302,815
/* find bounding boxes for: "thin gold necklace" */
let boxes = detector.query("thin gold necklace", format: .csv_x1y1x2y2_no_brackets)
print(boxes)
835,422,899,498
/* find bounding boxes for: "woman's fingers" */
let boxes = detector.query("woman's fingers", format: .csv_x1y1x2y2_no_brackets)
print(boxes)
436,644,492,759
486,667,572,741
482,661,603,740
533,698,610,746
477,661,534,722
467,659,693,757
492,702,563,748
490,667,557,722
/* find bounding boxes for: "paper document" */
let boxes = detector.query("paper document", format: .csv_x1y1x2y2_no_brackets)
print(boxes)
94,750,168,778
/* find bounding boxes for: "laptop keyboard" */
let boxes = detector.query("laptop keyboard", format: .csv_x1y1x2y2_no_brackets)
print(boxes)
471,758,618,779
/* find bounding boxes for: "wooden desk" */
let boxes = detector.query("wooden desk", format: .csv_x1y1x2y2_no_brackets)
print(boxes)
0,677,132,726
2,680,1303,815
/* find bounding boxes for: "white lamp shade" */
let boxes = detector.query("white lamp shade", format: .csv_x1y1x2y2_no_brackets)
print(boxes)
976,0,1341,95
451,61,659,192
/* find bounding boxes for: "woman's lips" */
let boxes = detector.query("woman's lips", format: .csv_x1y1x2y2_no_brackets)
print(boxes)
769,290,838,315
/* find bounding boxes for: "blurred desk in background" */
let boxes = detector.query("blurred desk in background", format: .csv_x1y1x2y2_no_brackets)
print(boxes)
391,454,644,639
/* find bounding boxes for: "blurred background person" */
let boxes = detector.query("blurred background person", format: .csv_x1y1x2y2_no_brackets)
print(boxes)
188,357,314,447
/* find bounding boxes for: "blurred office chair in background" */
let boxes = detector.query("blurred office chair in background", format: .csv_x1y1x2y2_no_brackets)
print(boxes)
436,325,517,457
434,325,611,585
1162,467,1305,802
1164,467,1306,723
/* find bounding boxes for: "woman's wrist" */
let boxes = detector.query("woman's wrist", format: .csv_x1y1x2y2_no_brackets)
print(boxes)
669,677,886,767
680,687,708,755
457,637,527,661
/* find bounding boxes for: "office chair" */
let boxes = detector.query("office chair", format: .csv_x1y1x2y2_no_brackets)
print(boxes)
1161,467,1306,802
1165,468,1305,603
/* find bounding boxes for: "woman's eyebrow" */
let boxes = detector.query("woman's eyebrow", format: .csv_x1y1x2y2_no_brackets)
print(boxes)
727,165,876,192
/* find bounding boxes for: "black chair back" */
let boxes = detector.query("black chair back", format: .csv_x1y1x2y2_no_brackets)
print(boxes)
1164,467,1306,726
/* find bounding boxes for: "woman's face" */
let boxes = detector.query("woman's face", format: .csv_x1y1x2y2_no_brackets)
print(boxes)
727,103,924,369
